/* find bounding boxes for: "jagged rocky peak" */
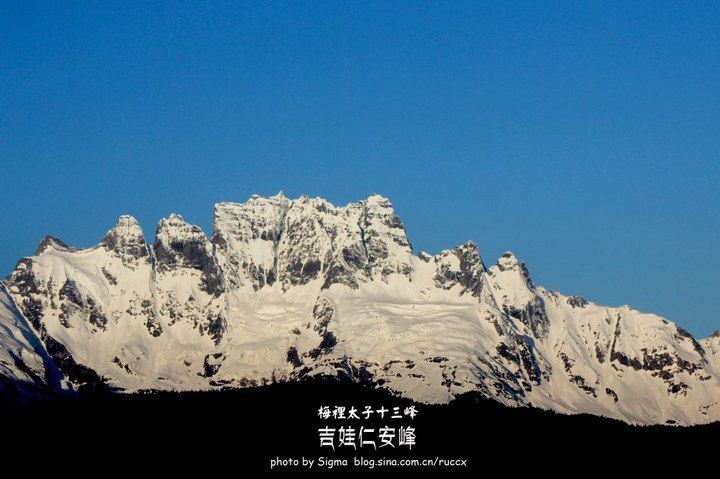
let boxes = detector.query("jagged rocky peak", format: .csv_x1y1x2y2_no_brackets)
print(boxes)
493,251,533,287
35,235,72,255
359,194,414,278
702,329,720,348
361,195,409,242
276,195,362,290
496,251,522,271
212,192,291,290
487,252,548,338
434,241,486,297
155,213,210,266
154,213,223,296
100,215,149,261
109,214,143,235
155,213,205,241
211,192,417,290
213,193,291,247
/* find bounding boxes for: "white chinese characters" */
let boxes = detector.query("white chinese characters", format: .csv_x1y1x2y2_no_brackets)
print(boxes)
316,405,419,450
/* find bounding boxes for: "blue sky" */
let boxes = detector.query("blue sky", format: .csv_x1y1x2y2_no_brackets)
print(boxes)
1,1,718,336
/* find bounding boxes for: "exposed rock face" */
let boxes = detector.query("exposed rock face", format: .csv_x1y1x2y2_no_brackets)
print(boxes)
35,236,73,255
213,194,290,291
100,215,151,266
567,295,589,309
58,279,108,331
434,241,485,297
3,261,108,392
307,297,337,359
0,283,63,397
276,196,365,290
154,214,227,344
212,193,413,292
360,195,414,279
154,213,224,297
486,252,549,339
1,193,719,426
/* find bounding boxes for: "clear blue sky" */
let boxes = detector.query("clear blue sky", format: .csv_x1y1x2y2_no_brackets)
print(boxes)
1,2,718,336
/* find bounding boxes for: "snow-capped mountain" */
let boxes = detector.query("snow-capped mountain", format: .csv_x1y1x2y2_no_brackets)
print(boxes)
1,193,719,425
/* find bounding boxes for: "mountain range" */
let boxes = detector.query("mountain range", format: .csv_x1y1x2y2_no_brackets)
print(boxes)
1,193,718,425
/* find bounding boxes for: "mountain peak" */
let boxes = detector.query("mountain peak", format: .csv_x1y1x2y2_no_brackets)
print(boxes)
100,215,149,260
103,215,144,240
153,214,221,295
116,214,141,228
493,251,533,287
433,241,486,296
365,194,391,206
462,240,478,250
496,251,523,271
156,213,204,238
35,235,72,255
245,192,291,208
498,250,518,262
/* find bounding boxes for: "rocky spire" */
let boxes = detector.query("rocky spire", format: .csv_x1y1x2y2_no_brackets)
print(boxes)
154,213,223,296
488,252,548,338
35,236,72,255
434,241,486,297
495,251,533,287
360,194,414,279
212,195,291,290
100,215,150,261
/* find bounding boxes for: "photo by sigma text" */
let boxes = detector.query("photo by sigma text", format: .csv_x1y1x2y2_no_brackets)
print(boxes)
269,456,470,471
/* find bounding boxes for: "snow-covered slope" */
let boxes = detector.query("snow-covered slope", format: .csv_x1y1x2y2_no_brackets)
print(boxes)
0,284,62,396
1,193,718,425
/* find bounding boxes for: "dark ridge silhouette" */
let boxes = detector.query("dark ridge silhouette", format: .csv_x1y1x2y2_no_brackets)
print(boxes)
2,379,717,473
